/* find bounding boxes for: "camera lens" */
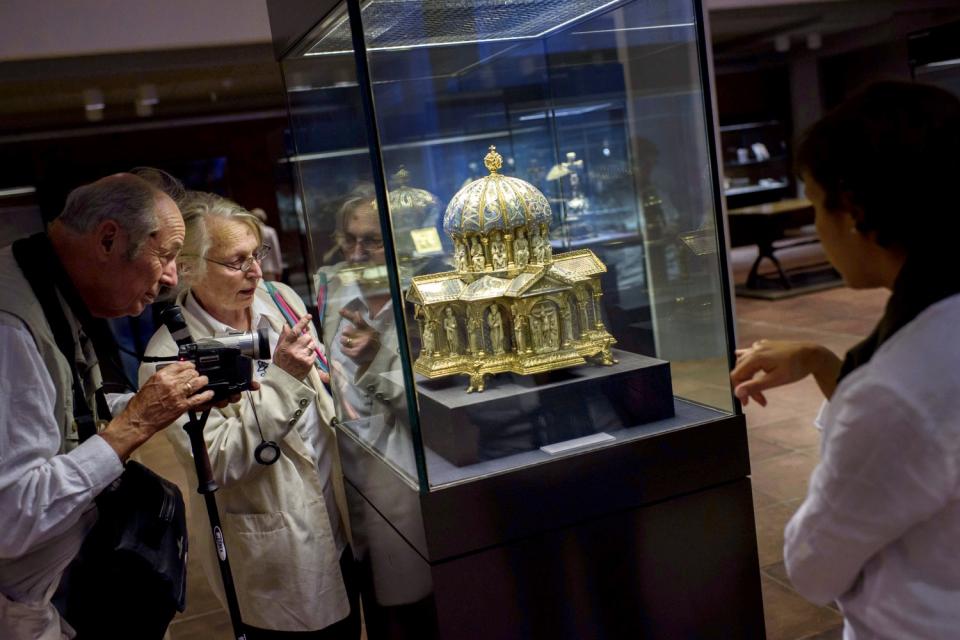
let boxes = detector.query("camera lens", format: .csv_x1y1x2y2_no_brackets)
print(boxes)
254,329,270,360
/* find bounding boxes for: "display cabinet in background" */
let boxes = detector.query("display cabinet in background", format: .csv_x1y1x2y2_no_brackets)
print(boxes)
268,1,763,637
720,119,791,209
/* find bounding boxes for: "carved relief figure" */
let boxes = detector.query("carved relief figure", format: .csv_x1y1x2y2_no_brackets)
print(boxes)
511,304,526,353
545,310,559,351
540,224,553,261
487,304,505,355
490,233,507,270
561,305,574,345
454,239,468,272
531,228,546,263
468,315,481,354
470,237,485,271
422,319,437,356
443,307,460,354
529,314,542,352
514,229,529,268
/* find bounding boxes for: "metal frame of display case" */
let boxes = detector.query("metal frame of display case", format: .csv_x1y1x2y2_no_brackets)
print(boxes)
268,1,763,637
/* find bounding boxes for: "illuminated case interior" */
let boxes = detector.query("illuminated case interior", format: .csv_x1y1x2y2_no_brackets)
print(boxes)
281,0,737,489
270,1,763,636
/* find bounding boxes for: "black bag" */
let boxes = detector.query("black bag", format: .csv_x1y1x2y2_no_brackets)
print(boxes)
13,234,188,640
57,460,188,640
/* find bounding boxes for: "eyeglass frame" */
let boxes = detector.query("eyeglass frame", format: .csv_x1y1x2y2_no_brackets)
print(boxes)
335,232,385,251
201,244,272,273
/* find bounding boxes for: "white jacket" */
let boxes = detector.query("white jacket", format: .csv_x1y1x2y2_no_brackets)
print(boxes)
139,281,350,631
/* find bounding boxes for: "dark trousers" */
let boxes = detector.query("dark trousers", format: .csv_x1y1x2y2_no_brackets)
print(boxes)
244,547,361,640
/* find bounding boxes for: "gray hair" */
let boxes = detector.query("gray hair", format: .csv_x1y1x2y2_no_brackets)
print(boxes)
129,166,186,205
58,175,163,259
169,191,262,299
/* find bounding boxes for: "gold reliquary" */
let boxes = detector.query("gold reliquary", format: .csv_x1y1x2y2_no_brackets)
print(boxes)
406,147,617,392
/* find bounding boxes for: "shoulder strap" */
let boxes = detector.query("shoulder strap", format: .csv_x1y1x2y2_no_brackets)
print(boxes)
264,281,298,327
12,233,97,441
264,281,329,374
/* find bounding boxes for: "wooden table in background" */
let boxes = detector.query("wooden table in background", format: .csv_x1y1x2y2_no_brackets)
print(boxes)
727,198,817,290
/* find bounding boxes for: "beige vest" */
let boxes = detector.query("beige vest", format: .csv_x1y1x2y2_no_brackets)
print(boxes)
0,245,95,639
0,247,78,449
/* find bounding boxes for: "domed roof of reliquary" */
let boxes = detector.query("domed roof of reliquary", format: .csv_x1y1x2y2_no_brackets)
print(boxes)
387,165,442,227
442,146,552,239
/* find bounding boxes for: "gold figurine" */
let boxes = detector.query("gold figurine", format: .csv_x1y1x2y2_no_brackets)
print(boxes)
406,146,617,392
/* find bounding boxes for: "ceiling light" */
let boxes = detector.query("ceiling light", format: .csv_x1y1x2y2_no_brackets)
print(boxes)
806,33,822,50
774,35,790,53
83,88,104,122
136,84,158,117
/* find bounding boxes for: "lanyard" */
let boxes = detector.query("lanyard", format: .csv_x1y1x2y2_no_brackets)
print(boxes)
264,281,329,374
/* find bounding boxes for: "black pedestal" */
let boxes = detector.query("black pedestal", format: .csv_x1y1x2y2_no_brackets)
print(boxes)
417,349,674,467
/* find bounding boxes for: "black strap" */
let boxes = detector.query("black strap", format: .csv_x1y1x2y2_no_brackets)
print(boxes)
11,233,122,441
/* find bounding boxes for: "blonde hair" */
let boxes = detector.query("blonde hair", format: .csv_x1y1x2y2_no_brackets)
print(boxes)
167,191,262,299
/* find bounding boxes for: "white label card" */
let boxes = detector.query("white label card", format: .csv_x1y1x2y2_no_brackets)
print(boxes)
541,432,615,455
410,227,443,254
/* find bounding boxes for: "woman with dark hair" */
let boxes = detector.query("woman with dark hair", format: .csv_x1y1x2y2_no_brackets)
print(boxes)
731,81,960,638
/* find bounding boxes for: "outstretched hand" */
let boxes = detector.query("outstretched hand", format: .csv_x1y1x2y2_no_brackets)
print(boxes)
274,315,318,381
730,339,841,407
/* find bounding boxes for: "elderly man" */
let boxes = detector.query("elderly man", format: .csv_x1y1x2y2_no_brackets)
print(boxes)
0,174,215,639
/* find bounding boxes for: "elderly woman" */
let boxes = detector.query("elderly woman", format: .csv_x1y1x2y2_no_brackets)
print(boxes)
138,192,358,639
731,82,960,638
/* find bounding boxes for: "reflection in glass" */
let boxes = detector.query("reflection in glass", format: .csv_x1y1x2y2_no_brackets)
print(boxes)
283,0,736,492
316,195,418,482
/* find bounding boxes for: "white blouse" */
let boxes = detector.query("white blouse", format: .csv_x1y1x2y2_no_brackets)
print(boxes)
785,294,960,640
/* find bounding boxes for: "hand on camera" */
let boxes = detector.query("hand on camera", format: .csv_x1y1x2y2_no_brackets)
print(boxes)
339,308,380,366
101,361,214,459
730,339,838,406
274,315,317,381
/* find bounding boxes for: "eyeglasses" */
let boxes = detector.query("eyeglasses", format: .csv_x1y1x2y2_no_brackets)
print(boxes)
337,233,384,251
204,245,271,273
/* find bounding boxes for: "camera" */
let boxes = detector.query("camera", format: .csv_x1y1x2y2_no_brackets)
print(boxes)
160,305,270,401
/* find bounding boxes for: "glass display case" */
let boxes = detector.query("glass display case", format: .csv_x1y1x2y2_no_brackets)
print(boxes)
281,0,736,489
270,1,762,637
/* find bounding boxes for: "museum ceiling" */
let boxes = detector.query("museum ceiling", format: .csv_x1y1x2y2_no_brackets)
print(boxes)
0,1,959,142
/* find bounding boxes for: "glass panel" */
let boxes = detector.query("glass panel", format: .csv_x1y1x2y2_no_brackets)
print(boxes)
285,0,735,492
281,50,422,489
305,0,624,55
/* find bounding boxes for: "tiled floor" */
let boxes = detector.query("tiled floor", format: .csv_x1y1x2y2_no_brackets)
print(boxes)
136,239,886,639
732,240,889,640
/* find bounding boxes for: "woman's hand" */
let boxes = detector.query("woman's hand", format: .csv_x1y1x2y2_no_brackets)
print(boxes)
274,315,317,381
339,308,380,367
731,340,841,406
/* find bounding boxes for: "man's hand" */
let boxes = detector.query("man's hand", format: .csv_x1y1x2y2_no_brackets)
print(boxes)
101,361,213,459
273,315,317,381
731,340,840,407
339,308,380,367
